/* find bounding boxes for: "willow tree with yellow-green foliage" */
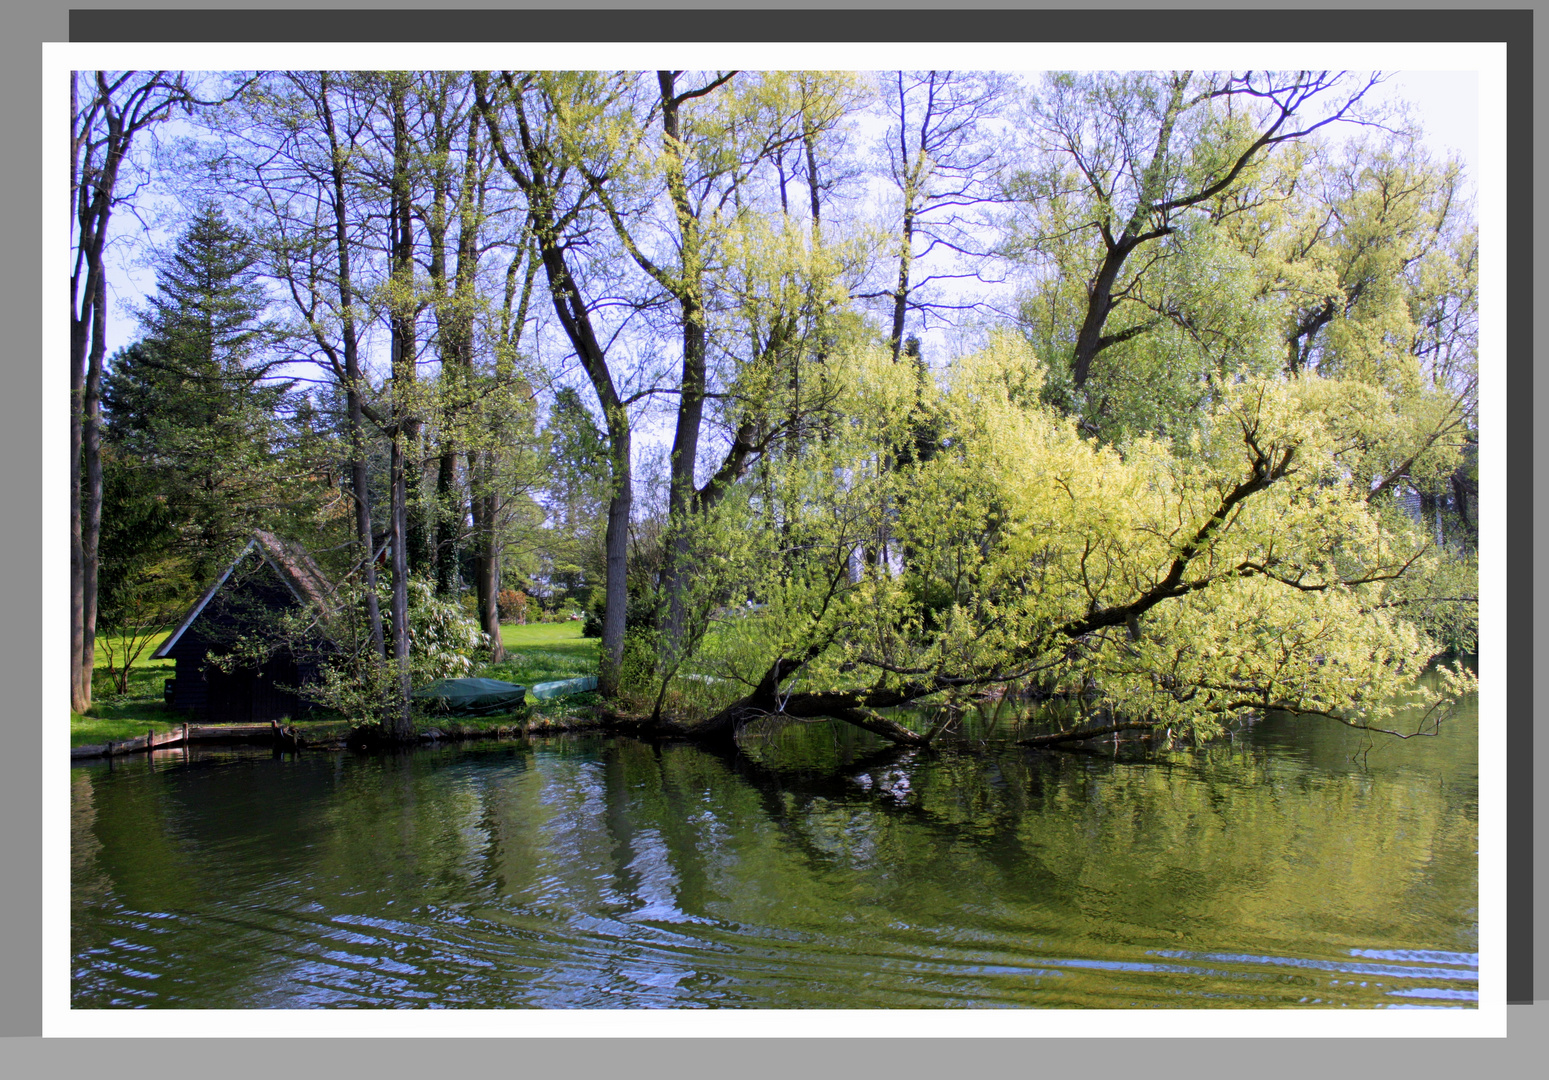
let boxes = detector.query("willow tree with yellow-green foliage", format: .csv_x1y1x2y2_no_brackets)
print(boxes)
1004,72,1477,547
645,334,1475,747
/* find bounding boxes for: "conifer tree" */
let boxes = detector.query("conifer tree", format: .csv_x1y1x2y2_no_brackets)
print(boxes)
103,206,292,584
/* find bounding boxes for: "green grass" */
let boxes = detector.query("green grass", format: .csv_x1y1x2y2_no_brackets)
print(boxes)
476,622,602,719
484,621,599,685
73,629,180,745
71,712,186,747
498,619,594,650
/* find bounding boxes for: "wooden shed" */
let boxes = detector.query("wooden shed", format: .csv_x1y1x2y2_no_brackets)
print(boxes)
152,531,335,723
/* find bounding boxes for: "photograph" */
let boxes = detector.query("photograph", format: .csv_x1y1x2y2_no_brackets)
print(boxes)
57,48,1498,1028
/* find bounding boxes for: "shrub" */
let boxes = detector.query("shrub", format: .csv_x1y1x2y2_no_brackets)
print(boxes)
497,588,530,624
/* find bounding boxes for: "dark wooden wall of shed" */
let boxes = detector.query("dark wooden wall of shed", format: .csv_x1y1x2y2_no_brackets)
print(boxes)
168,646,315,721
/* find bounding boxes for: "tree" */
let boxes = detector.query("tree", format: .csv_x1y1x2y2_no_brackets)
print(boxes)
1269,128,1478,537
1006,70,1381,438
71,70,203,713
102,207,295,582
869,70,1011,361
474,69,644,696
666,334,1475,748
577,70,865,665
540,386,611,620
93,444,188,696
413,72,542,658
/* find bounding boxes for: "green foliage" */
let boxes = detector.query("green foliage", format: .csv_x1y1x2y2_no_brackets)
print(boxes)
654,332,1478,740
96,448,190,629
93,70,1478,750
403,576,487,682
102,207,306,583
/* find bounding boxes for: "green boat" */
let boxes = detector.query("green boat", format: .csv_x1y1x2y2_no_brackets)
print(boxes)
412,677,528,716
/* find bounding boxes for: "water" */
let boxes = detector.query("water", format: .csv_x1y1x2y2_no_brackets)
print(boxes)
70,695,1477,1009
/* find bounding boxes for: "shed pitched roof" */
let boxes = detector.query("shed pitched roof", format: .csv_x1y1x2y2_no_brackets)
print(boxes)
151,533,336,659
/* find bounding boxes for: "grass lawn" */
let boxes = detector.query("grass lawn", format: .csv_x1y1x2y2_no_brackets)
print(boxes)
72,629,182,745
70,620,602,747
484,620,599,684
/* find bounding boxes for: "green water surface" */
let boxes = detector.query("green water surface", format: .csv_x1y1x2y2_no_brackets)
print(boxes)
70,695,1478,1009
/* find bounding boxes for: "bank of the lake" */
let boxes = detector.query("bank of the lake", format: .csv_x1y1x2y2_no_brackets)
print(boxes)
70,683,1477,1010
71,621,602,751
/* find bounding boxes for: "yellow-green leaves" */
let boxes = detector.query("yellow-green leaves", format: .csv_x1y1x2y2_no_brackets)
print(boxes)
699,331,1473,739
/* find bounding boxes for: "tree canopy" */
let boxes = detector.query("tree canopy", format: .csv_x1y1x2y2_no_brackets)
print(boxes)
76,68,1479,746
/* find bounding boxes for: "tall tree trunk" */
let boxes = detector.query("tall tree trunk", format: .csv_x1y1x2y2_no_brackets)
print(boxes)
474,71,628,694
660,296,706,656
388,431,413,738
600,437,633,697
386,79,418,738
70,277,89,713
422,85,459,598
470,450,505,664
70,267,95,713
1069,236,1140,391
391,81,430,587
888,207,914,363
69,73,119,716
656,72,710,662
434,451,461,596
81,270,106,708
321,73,384,656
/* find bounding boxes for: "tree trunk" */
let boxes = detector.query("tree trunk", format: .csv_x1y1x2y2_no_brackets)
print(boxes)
391,80,428,590
659,295,706,657
888,208,914,362
1450,465,1474,536
81,270,107,710
687,683,931,748
434,448,460,596
1070,237,1133,391
322,73,385,657
487,503,503,661
470,450,504,663
70,282,88,713
386,83,418,741
474,71,630,698
655,76,709,663
598,437,632,697
348,431,384,655
388,432,413,740
69,270,92,714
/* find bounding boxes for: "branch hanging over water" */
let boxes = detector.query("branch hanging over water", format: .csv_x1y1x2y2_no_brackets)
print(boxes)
1019,719,1156,747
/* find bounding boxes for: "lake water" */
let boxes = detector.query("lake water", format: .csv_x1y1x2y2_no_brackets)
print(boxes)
70,695,1477,1009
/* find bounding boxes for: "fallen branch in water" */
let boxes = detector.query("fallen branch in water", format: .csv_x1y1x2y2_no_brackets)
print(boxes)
1019,719,1156,747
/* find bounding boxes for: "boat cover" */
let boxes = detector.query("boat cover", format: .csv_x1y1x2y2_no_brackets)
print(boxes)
412,677,528,716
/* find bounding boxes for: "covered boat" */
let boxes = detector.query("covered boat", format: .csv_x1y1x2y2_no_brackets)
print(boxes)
412,677,528,716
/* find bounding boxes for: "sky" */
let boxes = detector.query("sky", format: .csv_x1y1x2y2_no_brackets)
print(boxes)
1378,70,1479,180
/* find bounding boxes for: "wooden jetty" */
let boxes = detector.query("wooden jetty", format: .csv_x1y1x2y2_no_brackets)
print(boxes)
71,676,605,761
71,720,308,761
